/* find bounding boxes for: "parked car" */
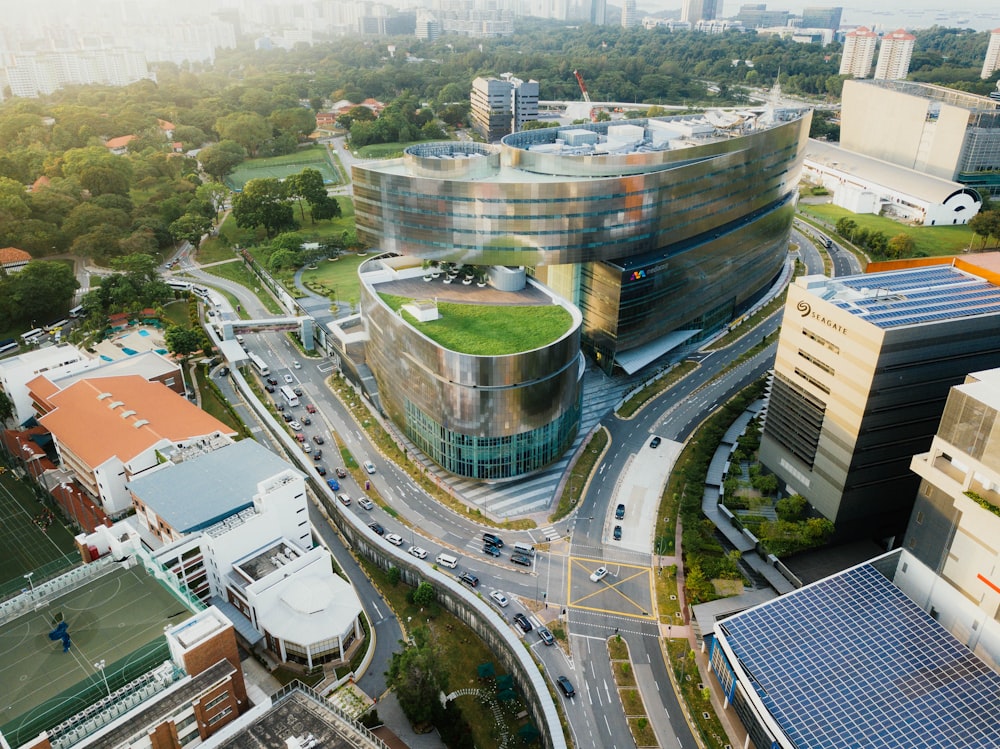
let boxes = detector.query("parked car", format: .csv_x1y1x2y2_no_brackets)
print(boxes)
326,478,340,491
302,442,311,453
537,626,554,646
615,503,625,520
368,521,385,536
335,467,347,478
363,460,376,474
358,497,374,510
315,465,327,476
510,554,532,567
283,374,294,384
385,532,403,546
613,525,622,541
459,572,480,588
218,366,229,377
650,436,661,448
306,404,317,414
337,494,351,507
276,403,285,411
408,545,428,559
295,433,305,443
489,590,509,607
289,421,302,431
313,435,325,445
483,544,501,557
512,613,532,633
557,676,575,698
590,566,608,582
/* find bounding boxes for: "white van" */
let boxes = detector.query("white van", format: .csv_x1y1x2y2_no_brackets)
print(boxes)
512,542,535,557
236,335,245,345
435,553,458,569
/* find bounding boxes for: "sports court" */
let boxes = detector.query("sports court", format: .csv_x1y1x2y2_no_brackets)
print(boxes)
0,564,194,745
225,148,339,191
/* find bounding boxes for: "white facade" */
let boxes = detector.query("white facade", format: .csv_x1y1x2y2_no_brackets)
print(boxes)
839,26,877,77
0,344,95,425
2,48,153,97
874,29,915,81
621,0,639,28
982,29,1000,80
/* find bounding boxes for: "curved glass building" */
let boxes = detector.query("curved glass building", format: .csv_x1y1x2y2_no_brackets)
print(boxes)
354,110,811,373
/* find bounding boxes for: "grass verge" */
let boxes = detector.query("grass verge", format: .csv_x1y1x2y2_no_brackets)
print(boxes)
666,639,730,749
617,361,698,418
800,204,973,257
192,365,252,438
551,427,608,522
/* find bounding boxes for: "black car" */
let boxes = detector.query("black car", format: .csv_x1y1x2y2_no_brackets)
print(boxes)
282,413,293,422
302,416,312,425
218,366,230,377
314,435,325,445
267,377,278,386
313,449,322,460
557,676,575,698
367,521,385,536
615,503,625,520
335,467,347,478
482,532,504,548
264,384,275,393
459,572,480,588
293,386,303,396
483,544,501,557
650,436,661,448
613,525,622,541
315,465,327,476
510,553,532,567
512,613,533,633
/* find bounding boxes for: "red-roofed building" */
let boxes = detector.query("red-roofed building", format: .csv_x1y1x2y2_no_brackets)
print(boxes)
31,175,50,192
0,246,31,274
157,119,175,137
875,28,916,80
105,134,137,154
52,479,110,533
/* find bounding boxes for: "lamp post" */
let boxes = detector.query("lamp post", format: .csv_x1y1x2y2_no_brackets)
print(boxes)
23,572,34,596
95,659,110,697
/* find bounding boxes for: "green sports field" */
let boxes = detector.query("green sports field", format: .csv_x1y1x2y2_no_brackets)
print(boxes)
225,145,341,191
0,564,193,745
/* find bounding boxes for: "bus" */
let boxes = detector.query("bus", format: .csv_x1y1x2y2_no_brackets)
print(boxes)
21,328,44,343
248,352,270,377
0,338,18,355
279,385,300,407
69,305,85,318
167,280,192,291
44,319,69,333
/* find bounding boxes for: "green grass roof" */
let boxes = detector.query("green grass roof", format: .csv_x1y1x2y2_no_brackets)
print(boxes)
380,293,572,355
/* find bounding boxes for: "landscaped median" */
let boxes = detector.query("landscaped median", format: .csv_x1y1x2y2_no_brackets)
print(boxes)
608,635,657,747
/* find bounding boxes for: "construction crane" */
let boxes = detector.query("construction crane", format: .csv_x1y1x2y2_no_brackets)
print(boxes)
573,70,591,103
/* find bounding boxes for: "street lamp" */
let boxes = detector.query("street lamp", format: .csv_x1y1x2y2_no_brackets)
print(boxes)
94,659,110,697
23,572,34,595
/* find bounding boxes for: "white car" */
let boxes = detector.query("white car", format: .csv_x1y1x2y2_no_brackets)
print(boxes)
283,374,294,383
489,590,509,607
357,497,374,511
337,494,351,507
407,545,428,559
363,460,376,474
289,420,302,431
385,532,403,546
589,566,608,583
292,360,301,369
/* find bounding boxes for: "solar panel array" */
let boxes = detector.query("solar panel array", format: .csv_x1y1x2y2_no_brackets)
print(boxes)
826,266,1000,329
719,563,1000,749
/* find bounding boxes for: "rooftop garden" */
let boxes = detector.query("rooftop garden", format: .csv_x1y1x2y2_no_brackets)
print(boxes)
379,293,572,355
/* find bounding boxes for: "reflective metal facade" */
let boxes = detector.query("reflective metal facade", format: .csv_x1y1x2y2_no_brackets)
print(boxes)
353,114,811,370
360,263,584,480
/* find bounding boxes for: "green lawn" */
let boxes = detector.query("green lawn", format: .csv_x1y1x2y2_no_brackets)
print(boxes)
201,260,283,315
225,144,340,191
299,253,370,307
354,141,422,159
380,294,572,355
800,204,976,257
161,299,190,328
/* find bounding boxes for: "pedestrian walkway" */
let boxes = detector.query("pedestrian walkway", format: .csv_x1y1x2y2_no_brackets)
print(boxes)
373,692,446,749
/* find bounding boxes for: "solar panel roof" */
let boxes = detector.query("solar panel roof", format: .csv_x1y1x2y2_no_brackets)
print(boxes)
819,265,1000,329
718,562,1000,749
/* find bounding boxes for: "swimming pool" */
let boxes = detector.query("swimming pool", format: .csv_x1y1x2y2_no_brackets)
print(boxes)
138,329,151,337
101,355,113,362
122,347,139,356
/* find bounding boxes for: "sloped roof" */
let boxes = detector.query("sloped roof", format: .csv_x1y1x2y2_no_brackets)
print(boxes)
38,374,234,468
105,135,136,149
157,119,175,130
0,247,31,265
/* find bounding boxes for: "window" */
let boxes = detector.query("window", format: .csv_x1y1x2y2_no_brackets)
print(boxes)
915,511,924,525
207,706,233,725
203,693,229,711
801,328,840,354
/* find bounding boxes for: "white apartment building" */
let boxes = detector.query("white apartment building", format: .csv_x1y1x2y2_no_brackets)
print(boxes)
839,26,878,78
0,344,94,425
982,28,1000,80
874,28,916,81
621,0,640,28
2,49,153,98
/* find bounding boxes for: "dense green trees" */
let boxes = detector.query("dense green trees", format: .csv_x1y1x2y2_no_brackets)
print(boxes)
232,178,295,238
0,261,79,329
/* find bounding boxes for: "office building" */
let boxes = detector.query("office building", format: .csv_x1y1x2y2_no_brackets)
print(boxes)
982,28,1000,80
621,0,640,28
874,28,916,80
801,6,842,30
840,79,1000,196
737,4,789,29
470,75,539,141
681,0,717,23
591,0,607,25
839,26,878,77
759,259,1000,541
710,550,1000,749
416,12,442,40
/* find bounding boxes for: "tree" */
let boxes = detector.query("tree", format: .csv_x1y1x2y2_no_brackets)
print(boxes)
79,166,131,196
267,248,300,272
386,627,445,727
6,261,79,323
164,325,204,357
775,494,808,522
269,107,317,139
214,113,272,157
287,168,327,221
969,210,998,249
232,178,295,238
835,217,858,241
195,182,230,219
310,195,341,222
198,140,247,181
887,233,916,259
170,213,214,246
0,388,14,426
412,582,435,607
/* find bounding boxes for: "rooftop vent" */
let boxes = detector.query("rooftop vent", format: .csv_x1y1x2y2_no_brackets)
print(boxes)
121,410,136,418
133,419,149,428
108,400,123,409
97,393,112,400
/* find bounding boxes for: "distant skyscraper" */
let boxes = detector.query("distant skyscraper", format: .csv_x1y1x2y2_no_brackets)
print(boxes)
982,28,1000,80
874,28,916,80
801,6,842,30
737,3,789,28
681,0,717,24
470,75,539,141
621,0,640,28
590,0,607,25
839,26,878,78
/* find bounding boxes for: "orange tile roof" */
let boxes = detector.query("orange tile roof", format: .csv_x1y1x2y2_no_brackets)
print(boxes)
32,175,51,191
105,135,136,149
26,374,61,411
39,374,235,469
0,247,31,264
157,119,175,131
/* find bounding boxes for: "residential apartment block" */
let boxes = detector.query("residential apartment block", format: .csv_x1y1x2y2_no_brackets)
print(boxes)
839,26,878,77
982,28,1000,80
874,28,916,80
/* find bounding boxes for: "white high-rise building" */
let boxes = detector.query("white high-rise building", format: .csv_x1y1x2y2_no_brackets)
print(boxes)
874,28,916,80
982,28,1000,80
680,0,717,23
621,0,639,28
839,26,878,78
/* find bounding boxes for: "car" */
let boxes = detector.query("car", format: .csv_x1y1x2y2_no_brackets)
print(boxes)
590,566,608,582
650,436,661,448
363,460,376,474
335,467,347,478
510,554,532,567
537,626,554,646
313,449,322,460
302,443,312,453
218,366,230,377
264,384,275,393
408,545,428,559
368,521,385,536
613,525,622,541
293,386,303,396
337,494,351,507
283,374,294,384
489,590,509,607
358,497,374,510
315,465,327,476
295,433,305,443
482,532,504,548
289,420,302,431
615,503,625,520
483,544,501,557
512,613,532,633
282,413,293,422
206,309,215,317
459,572,479,588
292,360,301,369
313,435,325,445
385,532,403,546
276,403,285,411
556,676,575,698
302,416,311,425
306,404,316,414
326,478,340,491
267,377,278,386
